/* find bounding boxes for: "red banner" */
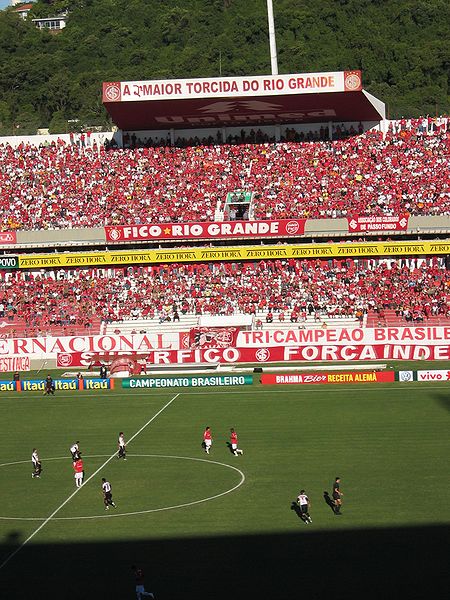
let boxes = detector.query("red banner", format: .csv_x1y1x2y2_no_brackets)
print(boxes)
57,343,450,367
104,219,306,243
189,327,240,349
347,216,409,232
261,371,395,385
0,232,17,244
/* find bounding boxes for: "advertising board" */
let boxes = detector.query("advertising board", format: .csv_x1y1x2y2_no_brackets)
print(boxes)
122,375,253,388
347,216,409,232
0,379,115,392
105,219,306,243
17,240,450,269
416,370,450,382
260,372,395,385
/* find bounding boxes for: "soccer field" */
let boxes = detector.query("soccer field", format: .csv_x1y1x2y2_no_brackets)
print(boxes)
0,381,449,599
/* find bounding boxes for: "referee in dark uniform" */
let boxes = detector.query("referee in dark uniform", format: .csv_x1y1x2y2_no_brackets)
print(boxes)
332,476,343,514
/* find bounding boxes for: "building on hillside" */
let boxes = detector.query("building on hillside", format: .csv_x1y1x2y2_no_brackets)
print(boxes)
13,3,34,20
11,0,67,29
32,11,68,31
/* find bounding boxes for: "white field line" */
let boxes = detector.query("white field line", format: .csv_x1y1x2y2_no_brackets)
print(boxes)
1,383,448,402
179,385,450,393
0,393,180,571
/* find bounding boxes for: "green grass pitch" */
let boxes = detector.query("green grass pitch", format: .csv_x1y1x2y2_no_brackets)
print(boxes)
0,381,449,599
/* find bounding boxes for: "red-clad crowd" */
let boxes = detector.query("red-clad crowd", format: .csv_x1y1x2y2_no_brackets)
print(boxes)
0,257,448,336
0,117,448,230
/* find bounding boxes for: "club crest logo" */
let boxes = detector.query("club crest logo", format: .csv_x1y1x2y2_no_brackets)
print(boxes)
344,71,362,91
107,228,122,241
58,353,73,367
103,82,122,102
255,348,270,362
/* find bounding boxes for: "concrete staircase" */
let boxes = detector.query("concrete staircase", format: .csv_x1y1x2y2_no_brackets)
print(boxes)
103,314,198,336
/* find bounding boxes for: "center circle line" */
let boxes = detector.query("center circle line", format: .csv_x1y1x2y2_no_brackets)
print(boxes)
0,454,245,521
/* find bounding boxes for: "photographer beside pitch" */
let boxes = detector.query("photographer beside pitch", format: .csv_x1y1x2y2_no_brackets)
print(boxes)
43,374,55,395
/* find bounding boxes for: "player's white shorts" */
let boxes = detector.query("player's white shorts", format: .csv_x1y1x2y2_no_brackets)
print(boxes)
75,472,83,481
204,439,212,448
231,443,238,450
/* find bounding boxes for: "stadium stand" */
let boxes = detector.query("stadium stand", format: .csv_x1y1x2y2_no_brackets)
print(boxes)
1,256,449,338
0,117,448,231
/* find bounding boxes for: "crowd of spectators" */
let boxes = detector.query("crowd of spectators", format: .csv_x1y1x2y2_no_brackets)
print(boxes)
0,117,448,230
121,121,361,150
0,257,448,336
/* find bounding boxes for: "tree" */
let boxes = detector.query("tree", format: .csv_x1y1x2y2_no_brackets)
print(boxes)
0,0,448,130
14,105,41,135
0,100,11,135
48,110,69,134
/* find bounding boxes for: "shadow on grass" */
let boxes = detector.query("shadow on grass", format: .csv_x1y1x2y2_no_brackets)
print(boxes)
433,392,450,413
1,524,448,599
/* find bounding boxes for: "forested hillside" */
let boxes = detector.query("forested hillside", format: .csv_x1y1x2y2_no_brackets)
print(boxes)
0,0,448,133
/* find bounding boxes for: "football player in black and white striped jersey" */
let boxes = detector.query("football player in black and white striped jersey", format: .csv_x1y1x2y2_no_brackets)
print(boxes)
102,478,116,510
117,432,127,460
297,490,312,523
70,441,80,461
31,448,42,478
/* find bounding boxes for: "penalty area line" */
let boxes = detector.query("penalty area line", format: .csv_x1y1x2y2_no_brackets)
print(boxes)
0,392,180,571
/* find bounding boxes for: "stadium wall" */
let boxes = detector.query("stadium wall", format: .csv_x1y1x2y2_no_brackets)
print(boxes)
3,217,450,251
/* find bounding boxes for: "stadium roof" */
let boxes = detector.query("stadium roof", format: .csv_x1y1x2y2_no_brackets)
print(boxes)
102,71,385,131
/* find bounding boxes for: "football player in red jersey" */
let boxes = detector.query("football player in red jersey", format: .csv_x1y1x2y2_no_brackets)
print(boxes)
203,426,212,454
230,428,243,456
73,458,84,487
